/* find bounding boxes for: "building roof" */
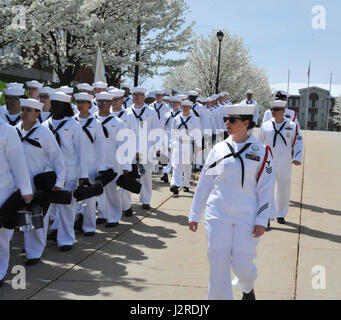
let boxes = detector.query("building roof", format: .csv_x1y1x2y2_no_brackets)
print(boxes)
271,83,341,98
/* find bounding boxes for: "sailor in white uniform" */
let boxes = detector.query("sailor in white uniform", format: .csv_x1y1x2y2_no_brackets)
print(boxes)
170,100,201,194
43,92,88,251
26,80,43,100
0,118,32,287
58,86,78,115
77,83,98,114
92,81,108,112
121,83,134,109
189,104,275,300
94,92,130,227
109,89,137,217
16,98,65,264
130,87,160,209
73,93,106,235
38,86,54,123
3,87,25,126
240,90,260,126
259,100,303,225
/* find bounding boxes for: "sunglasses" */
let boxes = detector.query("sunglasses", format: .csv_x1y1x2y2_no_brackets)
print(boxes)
271,108,284,112
223,116,243,123
133,93,145,97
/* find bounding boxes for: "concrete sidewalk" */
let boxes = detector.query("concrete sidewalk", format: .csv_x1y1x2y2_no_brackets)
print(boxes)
1,130,340,300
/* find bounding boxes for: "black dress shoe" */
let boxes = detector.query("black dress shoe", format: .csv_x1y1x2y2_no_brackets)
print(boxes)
105,222,119,228
96,218,106,225
25,258,41,266
0,278,4,288
123,208,133,217
142,204,151,209
47,229,57,242
59,245,73,252
184,187,190,192
242,289,256,300
74,214,83,231
277,217,286,224
160,173,169,183
84,232,95,237
170,185,179,195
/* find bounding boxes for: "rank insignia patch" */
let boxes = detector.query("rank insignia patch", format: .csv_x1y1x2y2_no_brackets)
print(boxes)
246,154,260,162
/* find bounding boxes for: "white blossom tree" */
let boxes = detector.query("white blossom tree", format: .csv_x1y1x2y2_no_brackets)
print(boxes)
163,30,273,114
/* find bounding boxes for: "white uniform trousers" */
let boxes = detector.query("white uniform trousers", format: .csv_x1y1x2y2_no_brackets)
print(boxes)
103,182,122,223
273,161,292,219
24,228,45,260
139,164,153,205
205,218,259,300
97,193,106,220
55,176,78,247
171,164,192,188
0,187,16,280
121,189,132,212
162,150,172,175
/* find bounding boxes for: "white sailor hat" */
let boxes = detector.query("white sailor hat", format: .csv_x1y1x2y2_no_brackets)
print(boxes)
246,90,254,95
205,97,213,103
74,93,94,102
38,86,55,95
155,89,165,95
176,94,188,101
194,88,201,94
171,88,178,92
164,90,171,96
181,100,193,107
20,98,44,112
26,80,43,89
4,87,25,96
224,103,255,116
6,82,24,89
93,81,108,89
270,100,287,108
163,95,170,100
187,90,199,97
50,92,72,103
108,86,116,91
221,91,229,96
132,87,147,94
96,92,114,100
211,94,219,99
274,90,289,97
197,96,206,103
77,83,93,91
121,83,131,89
110,89,125,98
58,86,74,94
170,96,182,103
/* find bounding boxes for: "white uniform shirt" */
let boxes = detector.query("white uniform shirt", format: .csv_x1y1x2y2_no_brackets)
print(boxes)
171,113,201,148
38,111,52,124
240,99,260,125
95,113,131,173
262,108,300,128
15,121,65,189
0,119,32,196
149,102,171,125
43,117,88,179
4,112,21,127
0,106,7,119
123,96,133,109
258,119,303,164
74,114,107,174
163,109,182,145
189,135,275,228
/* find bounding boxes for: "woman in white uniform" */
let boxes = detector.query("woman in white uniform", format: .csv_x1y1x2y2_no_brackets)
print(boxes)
0,118,32,287
73,93,106,236
43,92,88,251
189,104,275,300
15,98,65,265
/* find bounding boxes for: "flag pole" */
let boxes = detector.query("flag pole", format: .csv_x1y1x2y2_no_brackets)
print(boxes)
287,69,290,96
304,61,311,130
326,71,333,131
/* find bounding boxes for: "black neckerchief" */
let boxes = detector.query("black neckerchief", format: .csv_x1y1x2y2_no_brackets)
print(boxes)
6,114,21,126
154,103,164,120
117,111,125,119
132,107,146,123
206,142,252,187
76,117,94,144
165,110,181,127
246,100,254,105
192,103,200,117
48,119,68,146
177,116,192,130
39,112,52,124
16,126,42,148
100,116,114,138
272,121,287,148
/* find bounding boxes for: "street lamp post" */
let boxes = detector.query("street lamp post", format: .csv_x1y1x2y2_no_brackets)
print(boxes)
134,24,141,87
215,30,224,94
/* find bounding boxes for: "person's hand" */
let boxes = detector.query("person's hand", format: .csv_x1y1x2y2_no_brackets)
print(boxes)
79,178,90,186
196,147,202,153
253,225,266,238
293,161,301,166
168,147,172,153
22,194,33,204
189,221,199,232
51,186,62,192
156,150,161,157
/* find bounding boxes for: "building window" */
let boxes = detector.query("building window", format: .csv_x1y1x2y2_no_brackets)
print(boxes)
309,93,319,108
288,98,293,106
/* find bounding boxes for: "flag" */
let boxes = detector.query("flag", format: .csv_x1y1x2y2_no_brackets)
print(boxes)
94,46,107,83
307,61,311,79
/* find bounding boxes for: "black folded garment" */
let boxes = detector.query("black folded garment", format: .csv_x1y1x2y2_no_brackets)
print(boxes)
129,164,140,179
73,183,104,201
34,171,57,192
0,190,24,229
94,169,117,187
116,174,142,194
35,190,72,205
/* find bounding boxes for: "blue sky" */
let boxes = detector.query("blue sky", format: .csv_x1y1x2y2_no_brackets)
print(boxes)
144,0,340,90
